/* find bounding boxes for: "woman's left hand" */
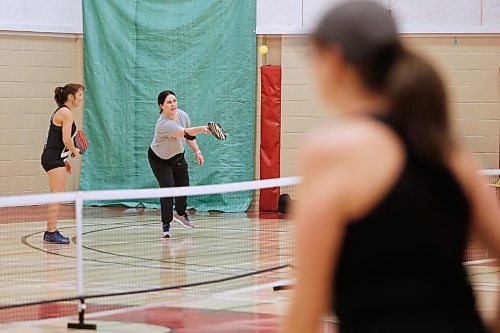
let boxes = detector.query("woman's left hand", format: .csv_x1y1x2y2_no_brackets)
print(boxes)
196,152,204,166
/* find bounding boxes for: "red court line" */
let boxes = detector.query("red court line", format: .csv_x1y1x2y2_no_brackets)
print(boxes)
96,306,337,333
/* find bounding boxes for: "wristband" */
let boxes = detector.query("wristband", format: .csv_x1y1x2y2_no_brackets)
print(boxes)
184,129,196,141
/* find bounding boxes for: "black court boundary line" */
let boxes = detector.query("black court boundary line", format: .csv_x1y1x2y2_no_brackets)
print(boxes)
18,226,293,281
81,214,293,235
21,231,286,278
69,214,292,238
21,226,292,274
0,264,289,311
15,213,294,279
68,217,292,267
20,231,255,275
80,222,292,273
82,217,293,244
81,223,292,267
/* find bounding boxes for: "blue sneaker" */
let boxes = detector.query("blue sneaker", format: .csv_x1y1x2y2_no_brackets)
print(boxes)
162,224,172,238
55,230,70,241
43,230,70,244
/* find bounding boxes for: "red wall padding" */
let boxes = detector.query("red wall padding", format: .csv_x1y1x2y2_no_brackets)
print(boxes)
259,66,282,211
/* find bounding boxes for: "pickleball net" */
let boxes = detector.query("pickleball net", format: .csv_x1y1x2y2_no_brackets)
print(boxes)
0,177,299,325
465,169,500,263
0,171,498,325
484,169,500,198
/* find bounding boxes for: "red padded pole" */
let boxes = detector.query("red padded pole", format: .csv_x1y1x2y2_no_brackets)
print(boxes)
259,66,282,211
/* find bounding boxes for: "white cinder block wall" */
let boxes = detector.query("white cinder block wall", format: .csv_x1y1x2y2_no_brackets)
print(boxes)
255,35,499,182
0,34,84,195
0,34,499,195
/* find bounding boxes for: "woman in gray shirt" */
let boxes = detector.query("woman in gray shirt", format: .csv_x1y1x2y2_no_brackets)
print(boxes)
148,90,210,238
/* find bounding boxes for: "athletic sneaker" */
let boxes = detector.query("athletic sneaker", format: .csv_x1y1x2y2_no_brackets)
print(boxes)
162,224,172,238
56,230,70,241
43,230,70,244
173,212,194,228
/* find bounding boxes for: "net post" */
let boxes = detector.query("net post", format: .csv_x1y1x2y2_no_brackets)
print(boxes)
67,194,96,330
67,298,96,330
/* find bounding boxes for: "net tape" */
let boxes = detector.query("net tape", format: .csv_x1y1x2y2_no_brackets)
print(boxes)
1,170,497,208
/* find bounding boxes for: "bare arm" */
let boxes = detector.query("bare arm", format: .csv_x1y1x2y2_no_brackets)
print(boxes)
450,150,500,332
449,150,500,262
60,109,79,157
283,146,348,333
187,140,204,166
469,171,500,260
468,171,500,333
171,126,211,138
187,139,201,154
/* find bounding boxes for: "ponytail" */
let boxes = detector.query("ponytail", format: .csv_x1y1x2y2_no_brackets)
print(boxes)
54,83,84,107
385,50,454,163
54,87,65,106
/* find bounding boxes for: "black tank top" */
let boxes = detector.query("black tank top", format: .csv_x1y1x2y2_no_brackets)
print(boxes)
42,105,76,161
333,117,487,333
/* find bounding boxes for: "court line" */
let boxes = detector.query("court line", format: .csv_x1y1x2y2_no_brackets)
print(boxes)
82,240,290,270
86,278,295,320
0,279,294,329
0,264,289,313
21,226,292,276
79,222,292,272
21,230,278,276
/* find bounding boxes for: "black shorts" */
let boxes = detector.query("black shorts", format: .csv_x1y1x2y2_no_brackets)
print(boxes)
41,150,65,172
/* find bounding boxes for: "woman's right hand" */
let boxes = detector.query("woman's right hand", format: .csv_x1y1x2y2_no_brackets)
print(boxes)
198,126,211,134
73,149,81,158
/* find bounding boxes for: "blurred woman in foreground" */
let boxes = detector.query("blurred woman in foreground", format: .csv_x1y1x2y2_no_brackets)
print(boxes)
284,2,500,333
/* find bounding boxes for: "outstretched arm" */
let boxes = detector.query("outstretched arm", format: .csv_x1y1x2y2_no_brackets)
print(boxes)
170,126,211,138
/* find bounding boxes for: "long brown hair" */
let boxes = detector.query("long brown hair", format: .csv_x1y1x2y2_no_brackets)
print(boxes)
313,1,454,164
54,83,84,107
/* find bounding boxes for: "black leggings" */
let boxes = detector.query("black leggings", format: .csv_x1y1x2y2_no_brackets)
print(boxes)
148,148,189,226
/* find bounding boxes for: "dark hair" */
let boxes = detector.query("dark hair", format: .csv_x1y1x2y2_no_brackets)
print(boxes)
157,90,176,114
54,84,84,107
313,1,454,163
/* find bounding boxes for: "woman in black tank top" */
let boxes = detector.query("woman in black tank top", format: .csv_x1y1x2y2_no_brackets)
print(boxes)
40,84,84,244
284,3,500,333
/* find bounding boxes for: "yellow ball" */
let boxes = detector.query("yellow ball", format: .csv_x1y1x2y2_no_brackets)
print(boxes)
259,45,269,55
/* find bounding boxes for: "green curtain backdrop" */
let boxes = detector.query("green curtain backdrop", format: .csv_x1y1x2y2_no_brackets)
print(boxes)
81,0,256,211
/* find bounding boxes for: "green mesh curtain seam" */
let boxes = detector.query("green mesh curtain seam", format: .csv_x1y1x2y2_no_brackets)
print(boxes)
81,0,256,212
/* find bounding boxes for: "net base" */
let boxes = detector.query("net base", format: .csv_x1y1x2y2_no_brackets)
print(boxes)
67,322,97,330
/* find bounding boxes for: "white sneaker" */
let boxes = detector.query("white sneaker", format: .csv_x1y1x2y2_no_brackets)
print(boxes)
173,212,194,228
